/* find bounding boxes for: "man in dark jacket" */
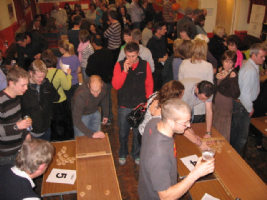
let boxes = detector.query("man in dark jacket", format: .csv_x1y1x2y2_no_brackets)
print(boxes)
72,75,108,139
15,32,48,71
20,60,60,141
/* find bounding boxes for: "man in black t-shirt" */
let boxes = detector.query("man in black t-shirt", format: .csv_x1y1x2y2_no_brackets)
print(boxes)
138,99,215,200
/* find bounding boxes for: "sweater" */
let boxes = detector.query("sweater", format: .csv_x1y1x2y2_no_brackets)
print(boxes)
104,21,121,50
46,68,72,103
72,78,109,137
86,48,114,83
0,92,25,157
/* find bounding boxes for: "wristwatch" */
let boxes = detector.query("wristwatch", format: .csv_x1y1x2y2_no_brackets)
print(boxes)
206,132,212,136
13,124,19,131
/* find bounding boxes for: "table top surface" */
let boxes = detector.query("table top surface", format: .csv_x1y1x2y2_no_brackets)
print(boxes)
175,123,267,200
41,140,77,197
251,116,267,137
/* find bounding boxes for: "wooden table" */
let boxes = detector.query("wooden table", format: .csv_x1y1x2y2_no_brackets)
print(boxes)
41,140,77,198
42,135,122,200
251,116,267,137
175,123,267,200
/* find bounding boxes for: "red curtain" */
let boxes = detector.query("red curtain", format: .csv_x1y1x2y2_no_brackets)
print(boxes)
13,0,25,25
247,0,267,23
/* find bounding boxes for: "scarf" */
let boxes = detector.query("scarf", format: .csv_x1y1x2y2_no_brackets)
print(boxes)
235,50,243,69
77,41,89,62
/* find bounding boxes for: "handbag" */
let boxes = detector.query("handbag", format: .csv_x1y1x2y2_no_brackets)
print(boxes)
126,95,155,128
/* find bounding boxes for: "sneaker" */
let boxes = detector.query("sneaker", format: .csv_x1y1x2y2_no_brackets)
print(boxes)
106,119,111,125
119,158,126,165
134,158,140,165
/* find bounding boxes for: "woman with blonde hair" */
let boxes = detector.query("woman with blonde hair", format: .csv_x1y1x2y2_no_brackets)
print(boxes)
162,39,192,84
57,40,81,108
178,39,213,123
208,25,227,68
42,49,74,140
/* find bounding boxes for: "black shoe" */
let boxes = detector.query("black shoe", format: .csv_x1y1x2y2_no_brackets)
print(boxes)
255,145,267,152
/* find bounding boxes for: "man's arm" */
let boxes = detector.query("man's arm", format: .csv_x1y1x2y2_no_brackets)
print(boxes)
72,93,95,137
112,62,128,90
104,24,113,38
158,157,214,200
183,128,209,149
145,62,154,99
205,101,212,133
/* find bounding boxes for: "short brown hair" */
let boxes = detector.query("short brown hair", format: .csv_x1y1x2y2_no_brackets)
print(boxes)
221,50,237,68
29,60,48,74
156,80,185,108
6,67,29,85
174,39,192,59
79,30,90,43
124,41,139,53
191,39,207,63
131,29,141,42
15,137,54,174
41,49,58,68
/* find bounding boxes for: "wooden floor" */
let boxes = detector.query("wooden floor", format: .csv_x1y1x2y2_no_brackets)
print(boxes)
34,88,267,200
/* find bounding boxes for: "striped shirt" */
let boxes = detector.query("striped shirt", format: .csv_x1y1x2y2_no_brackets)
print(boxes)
104,21,121,50
0,91,24,157
81,43,94,68
163,2,174,23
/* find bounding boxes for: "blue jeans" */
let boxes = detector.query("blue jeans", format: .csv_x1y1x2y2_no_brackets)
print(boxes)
100,83,113,119
74,110,101,138
31,127,51,141
118,107,140,159
81,67,88,82
230,100,251,155
0,152,18,165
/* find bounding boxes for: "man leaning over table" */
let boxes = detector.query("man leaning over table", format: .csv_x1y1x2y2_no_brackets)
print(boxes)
138,99,215,200
0,136,54,199
180,78,214,147
72,75,108,139
230,43,266,155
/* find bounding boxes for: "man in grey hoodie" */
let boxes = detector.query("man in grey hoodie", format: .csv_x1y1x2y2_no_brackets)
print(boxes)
117,29,155,73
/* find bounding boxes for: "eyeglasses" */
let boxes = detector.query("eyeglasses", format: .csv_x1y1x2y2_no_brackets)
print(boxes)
174,120,191,127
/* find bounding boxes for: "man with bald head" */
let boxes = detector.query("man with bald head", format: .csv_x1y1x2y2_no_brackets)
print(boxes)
72,75,108,139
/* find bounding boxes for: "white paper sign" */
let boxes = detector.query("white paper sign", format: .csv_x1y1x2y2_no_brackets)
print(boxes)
180,155,199,171
247,4,266,38
59,59,70,74
46,168,76,185
201,193,220,200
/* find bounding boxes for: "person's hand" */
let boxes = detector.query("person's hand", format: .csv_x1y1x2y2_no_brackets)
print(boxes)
191,157,215,179
223,41,227,46
216,71,224,80
249,109,254,117
25,133,31,140
199,141,209,150
16,119,32,130
67,68,71,75
92,131,106,138
34,53,41,60
230,71,236,78
99,19,103,23
102,118,108,125
161,54,168,62
126,20,130,24
107,21,111,25
123,60,132,72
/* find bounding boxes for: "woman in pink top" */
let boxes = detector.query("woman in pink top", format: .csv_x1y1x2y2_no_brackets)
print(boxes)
226,35,245,72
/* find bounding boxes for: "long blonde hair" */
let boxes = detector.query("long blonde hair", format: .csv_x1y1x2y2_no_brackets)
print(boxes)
191,39,207,63
58,40,75,55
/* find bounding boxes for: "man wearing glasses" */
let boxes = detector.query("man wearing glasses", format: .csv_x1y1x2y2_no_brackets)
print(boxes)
138,98,215,200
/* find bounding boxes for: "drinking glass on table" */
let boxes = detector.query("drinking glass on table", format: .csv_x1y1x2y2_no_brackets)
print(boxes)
202,148,215,161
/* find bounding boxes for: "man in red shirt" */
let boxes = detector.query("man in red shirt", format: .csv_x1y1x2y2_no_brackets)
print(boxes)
112,42,153,166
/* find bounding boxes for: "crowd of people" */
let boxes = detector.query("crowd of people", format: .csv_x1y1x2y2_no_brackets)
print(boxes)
1,0,267,199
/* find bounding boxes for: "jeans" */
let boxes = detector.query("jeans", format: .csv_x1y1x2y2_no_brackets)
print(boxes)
31,127,51,141
132,22,141,30
118,107,140,159
81,67,88,82
100,83,113,119
0,153,18,165
74,110,101,138
230,100,251,155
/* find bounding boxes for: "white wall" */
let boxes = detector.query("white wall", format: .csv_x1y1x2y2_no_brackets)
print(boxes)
232,0,250,32
0,0,17,30
199,0,217,34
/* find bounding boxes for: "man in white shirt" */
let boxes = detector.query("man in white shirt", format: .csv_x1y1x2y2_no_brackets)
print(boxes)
51,2,68,35
230,43,266,155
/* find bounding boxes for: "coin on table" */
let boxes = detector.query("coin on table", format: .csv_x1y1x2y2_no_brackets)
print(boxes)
62,146,67,150
86,185,92,190
105,190,110,195
64,153,69,158
80,191,85,197
70,159,74,164
57,152,62,156
61,149,66,154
